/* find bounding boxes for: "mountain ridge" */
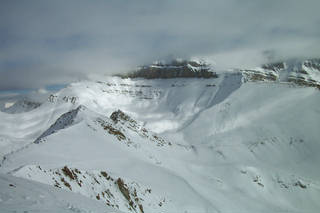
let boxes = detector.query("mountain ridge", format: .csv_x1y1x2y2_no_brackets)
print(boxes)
118,59,218,79
241,58,320,89
0,59,320,213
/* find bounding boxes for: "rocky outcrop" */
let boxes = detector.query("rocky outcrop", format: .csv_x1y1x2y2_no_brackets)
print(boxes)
242,61,286,82
98,109,171,147
110,110,134,124
288,76,320,89
119,59,218,79
13,165,161,213
242,69,278,82
287,59,320,89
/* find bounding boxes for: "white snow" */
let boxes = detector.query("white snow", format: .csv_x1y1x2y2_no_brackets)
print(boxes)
0,71,320,212
4,102,15,109
0,173,123,213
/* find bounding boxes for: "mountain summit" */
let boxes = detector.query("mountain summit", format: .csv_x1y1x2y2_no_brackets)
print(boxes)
120,59,218,79
242,58,320,89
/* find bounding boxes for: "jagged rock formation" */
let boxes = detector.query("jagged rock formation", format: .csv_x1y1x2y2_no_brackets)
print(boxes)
119,59,218,79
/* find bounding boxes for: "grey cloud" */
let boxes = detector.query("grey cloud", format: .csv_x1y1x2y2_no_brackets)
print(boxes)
0,0,319,90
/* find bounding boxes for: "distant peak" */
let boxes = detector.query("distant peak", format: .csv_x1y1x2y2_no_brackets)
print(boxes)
241,58,320,89
118,59,217,79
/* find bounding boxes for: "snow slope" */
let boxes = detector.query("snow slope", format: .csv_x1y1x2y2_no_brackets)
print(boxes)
0,71,320,212
0,173,123,213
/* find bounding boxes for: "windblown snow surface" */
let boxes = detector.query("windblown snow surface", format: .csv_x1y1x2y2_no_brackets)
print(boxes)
1,72,320,212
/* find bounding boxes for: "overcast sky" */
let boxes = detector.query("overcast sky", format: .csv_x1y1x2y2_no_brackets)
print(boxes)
1,0,319,90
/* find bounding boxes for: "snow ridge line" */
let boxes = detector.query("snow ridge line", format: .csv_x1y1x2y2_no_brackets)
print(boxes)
34,105,85,144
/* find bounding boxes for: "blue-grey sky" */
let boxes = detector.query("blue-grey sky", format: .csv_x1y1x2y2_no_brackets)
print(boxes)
1,0,319,90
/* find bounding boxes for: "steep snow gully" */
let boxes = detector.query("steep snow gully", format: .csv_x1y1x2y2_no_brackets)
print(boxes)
1,70,320,213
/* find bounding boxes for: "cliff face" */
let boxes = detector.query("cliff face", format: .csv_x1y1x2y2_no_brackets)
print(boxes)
120,60,218,79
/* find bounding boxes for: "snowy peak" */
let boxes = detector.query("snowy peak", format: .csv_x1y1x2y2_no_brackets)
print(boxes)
120,59,217,79
34,105,85,144
242,58,320,89
34,105,172,149
303,58,320,70
2,99,41,114
288,58,320,88
241,61,286,82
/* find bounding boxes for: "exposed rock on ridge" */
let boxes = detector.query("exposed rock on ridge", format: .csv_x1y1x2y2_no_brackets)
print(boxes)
119,59,218,79
242,58,320,89
34,105,85,144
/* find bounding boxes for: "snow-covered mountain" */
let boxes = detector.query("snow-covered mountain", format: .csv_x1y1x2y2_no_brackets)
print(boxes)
0,59,320,213
242,58,320,89
1,99,41,114
119,59,217,79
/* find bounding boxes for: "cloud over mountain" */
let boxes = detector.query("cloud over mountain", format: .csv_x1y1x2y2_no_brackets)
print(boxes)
1,0,319,90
